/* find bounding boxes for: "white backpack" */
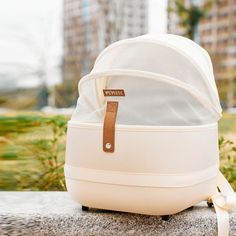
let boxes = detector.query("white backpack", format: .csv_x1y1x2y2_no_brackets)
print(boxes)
65,34,236,235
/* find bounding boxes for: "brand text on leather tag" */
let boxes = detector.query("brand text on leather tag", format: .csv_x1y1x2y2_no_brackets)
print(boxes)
103,89,125,97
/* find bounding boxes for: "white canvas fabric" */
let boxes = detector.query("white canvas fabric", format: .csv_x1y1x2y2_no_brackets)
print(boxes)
66,34,236,236
71,34,221,125
72,71,219,125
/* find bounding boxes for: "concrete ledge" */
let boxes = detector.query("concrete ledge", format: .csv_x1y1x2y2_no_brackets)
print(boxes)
0,192,236,236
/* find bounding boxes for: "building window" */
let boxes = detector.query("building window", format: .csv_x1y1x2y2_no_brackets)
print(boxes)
82,0,90,21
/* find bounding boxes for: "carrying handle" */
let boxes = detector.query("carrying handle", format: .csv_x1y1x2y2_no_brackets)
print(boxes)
211,171,236,236
103,101,119,153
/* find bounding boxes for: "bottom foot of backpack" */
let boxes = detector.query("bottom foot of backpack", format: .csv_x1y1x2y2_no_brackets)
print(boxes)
82,205,89,211
207,200,213,208
161,215,170,221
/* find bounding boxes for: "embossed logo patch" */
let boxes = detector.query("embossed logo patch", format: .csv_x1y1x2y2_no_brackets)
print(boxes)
103,89,125,97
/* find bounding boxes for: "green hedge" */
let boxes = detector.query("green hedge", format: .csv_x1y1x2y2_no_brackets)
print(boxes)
219,137,236,190
0,114,68,190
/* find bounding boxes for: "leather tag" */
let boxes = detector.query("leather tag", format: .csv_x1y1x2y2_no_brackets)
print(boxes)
103,89,125,97
103,101,118,153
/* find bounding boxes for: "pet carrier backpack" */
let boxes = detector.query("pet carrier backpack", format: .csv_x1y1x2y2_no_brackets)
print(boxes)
65,34,236,235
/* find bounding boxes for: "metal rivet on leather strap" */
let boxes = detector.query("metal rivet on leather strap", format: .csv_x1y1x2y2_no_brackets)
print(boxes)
105,143,112,149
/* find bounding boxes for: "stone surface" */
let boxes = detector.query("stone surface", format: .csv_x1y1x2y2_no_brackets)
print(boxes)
0,191,236,236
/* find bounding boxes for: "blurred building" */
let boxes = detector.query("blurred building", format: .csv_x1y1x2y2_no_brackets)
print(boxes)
63,0,148,82
168,0,236,107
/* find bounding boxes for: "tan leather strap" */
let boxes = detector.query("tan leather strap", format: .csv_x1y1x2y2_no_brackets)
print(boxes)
103,101,118,153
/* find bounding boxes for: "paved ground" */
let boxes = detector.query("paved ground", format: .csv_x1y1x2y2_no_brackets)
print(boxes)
0,192,236,236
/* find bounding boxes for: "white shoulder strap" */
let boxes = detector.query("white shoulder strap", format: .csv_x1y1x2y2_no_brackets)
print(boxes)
211,172,236,236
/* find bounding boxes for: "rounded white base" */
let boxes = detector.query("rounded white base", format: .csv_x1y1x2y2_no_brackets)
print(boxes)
66,177,216,215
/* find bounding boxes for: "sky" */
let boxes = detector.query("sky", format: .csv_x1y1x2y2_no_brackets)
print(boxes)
0,0,167,90
0,0,63,89
149,0,168,34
